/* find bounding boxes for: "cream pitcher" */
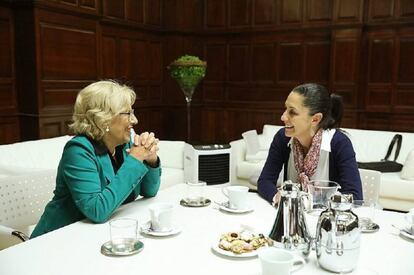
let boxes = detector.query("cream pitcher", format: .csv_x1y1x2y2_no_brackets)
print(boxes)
268,181,311,257
316,193,361,273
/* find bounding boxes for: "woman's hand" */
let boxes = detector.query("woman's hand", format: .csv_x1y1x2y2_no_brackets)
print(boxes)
128,132,159,165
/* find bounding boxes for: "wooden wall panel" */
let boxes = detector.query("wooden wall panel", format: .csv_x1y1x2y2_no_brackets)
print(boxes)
253,0,276,25
304,40,330,83
398,0,414,19
146,0,161,26
368,0,395,21
103,0,125,19
125,0,144,23
277,41,303,83
280,0,303,24
333,0,363,23
306,0,332,23
330,29,361,109
0,6,18,144
229,0,251,27
205,0,226,28
36,9,98,116
251,43,275,83
228,44,250,82
102,35,117,78
39,24,97,80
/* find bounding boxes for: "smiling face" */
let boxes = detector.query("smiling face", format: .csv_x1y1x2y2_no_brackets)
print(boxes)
281,91,322,147
106,107,138,146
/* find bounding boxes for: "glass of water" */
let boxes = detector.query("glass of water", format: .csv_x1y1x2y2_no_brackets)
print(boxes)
109,218,138,253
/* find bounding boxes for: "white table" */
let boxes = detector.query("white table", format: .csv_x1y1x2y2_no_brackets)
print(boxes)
0,184,413,275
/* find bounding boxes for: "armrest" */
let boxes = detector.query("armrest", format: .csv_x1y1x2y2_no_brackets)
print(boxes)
0,224,28,249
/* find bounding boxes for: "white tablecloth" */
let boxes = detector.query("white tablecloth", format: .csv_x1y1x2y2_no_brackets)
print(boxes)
0,184,413,275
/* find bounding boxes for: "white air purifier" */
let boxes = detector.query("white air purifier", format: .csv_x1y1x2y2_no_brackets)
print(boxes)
184,143,231,185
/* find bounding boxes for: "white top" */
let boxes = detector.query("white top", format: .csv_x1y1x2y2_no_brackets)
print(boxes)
0,183,413,275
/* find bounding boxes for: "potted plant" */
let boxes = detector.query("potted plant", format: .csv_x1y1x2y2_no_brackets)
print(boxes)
168,55,207,102
168,55,207,141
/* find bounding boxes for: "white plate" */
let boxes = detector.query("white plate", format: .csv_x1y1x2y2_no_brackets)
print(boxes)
219,202,254,214
211,242,258,258
140,221,181,237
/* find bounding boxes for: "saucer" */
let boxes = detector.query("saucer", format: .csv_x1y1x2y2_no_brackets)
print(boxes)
218,201,254,214
359,218,380,233
101,239,144,256
399,226,414,241
180,198,211,207
140,221,182,237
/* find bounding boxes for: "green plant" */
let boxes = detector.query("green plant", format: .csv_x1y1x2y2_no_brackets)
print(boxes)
168,55,207,94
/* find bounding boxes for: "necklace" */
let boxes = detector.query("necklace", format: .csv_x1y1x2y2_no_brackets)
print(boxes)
111,149,116,157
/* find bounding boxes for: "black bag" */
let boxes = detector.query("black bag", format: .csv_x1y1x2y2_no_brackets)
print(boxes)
357,134,403,173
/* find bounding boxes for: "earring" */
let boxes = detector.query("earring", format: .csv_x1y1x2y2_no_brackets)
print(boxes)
105,126,110,132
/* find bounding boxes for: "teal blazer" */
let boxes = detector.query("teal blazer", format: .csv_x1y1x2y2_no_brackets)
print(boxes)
31,135,161,238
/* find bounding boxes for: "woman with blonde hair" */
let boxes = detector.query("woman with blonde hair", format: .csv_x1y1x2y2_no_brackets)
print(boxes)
31,80,161,237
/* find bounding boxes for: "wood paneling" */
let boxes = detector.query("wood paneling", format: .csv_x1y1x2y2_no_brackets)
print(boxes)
277,40,303,83
253,0,276,25
333,0,363,23
2,0,414,144
251,43,275,83
229,0,251,27
228,43,250,82
368,0,395,21
280,0,303,24
205,0,226,28
306,0,332,23
0,6,18,144
125,0,144,23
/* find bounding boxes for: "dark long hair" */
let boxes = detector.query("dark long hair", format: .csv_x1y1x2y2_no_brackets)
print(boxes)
292,83,343,130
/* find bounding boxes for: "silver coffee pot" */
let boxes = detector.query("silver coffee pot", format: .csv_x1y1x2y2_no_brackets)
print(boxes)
316,193,360,273
268,181,311,257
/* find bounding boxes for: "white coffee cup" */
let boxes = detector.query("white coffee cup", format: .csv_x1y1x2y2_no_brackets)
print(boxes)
148,202,174,232
258,247,305,275
405,208,414,234
222,185,249,210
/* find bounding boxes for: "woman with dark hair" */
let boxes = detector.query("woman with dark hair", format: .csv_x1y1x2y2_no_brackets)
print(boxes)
257,83,362,205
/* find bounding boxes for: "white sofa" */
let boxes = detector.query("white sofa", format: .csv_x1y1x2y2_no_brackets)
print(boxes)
230,125,414,212
0,136,185,249
0,136,185,189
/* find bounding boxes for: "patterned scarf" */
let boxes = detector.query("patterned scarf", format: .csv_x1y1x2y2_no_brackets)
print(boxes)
292,129,323,191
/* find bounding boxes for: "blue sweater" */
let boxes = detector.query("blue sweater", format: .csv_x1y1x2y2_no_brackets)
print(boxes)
257,128,363,203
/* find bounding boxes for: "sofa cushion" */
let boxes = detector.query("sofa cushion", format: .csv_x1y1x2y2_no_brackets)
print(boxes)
401,149,414,180
160,168,184,190
380,172,414,201
237,160,266,179
158,140,185,169
0,135,72,171
242,130,261,156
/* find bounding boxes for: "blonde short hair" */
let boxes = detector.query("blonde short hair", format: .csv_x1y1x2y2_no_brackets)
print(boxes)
69,80,136,140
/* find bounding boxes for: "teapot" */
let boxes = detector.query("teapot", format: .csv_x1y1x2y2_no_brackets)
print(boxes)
316,193,360,273
268,181,311,257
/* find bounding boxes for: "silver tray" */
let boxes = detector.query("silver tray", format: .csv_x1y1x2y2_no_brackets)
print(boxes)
101,239,144,256
180,198,211,207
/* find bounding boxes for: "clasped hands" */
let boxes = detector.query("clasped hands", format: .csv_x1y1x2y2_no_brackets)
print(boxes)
128,132,159,166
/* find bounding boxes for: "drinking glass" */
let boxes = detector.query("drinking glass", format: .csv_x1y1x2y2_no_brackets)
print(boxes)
185,180,206,205
109,218,138,253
